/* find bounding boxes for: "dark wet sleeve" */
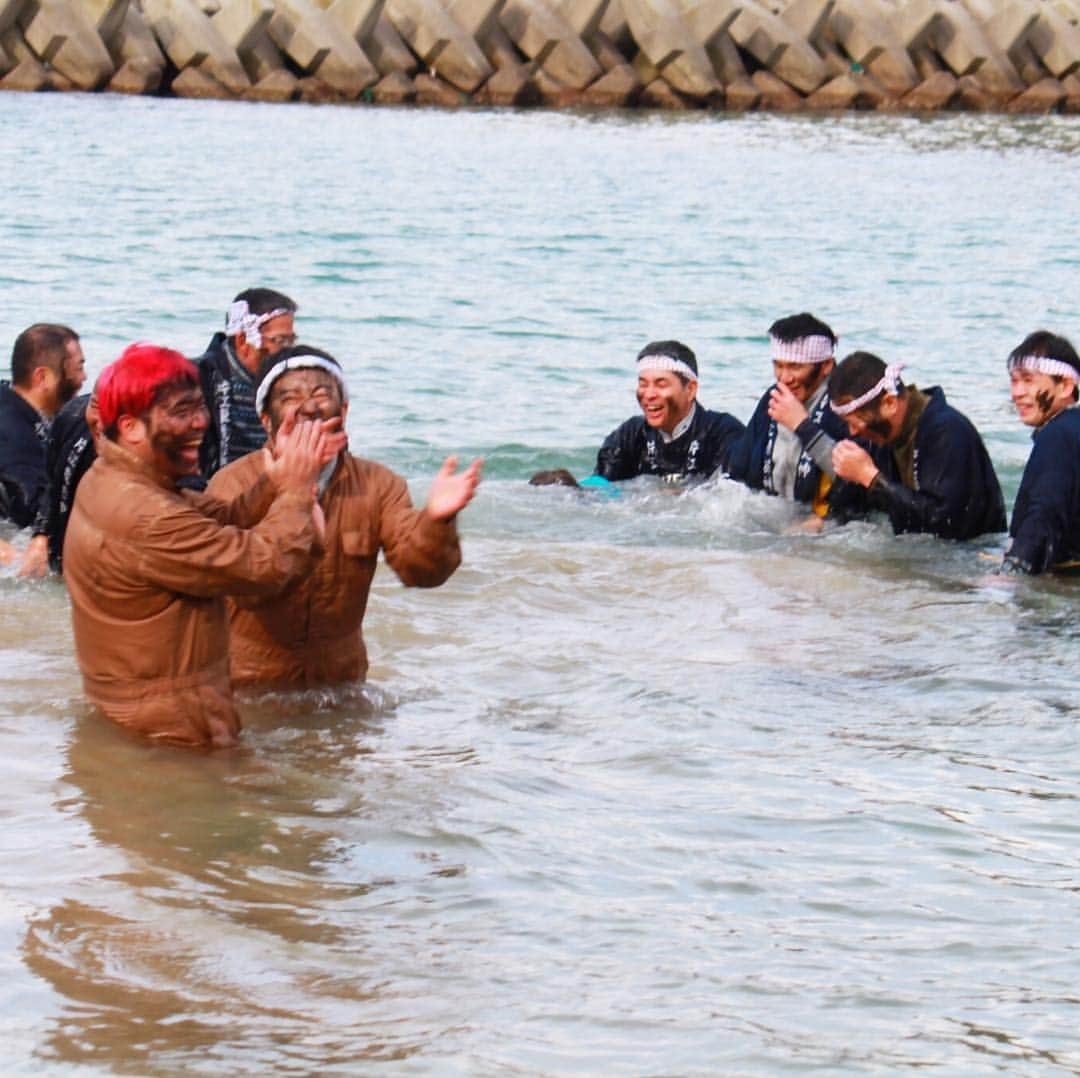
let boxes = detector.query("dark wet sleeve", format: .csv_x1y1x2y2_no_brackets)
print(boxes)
595,420,641,482
709,414,748,477
1004,428,1079,574
725,398,766,484
0,429,47,529
866,420,1003,540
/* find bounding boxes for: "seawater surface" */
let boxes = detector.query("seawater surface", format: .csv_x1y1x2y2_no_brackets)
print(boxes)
2,94,1080,1075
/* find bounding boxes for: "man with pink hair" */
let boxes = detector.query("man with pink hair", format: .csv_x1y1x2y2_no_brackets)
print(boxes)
63,342,340,748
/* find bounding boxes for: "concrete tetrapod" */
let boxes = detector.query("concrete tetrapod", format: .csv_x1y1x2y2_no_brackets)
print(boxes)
729,0,828,94
142,0,251,92
827,0,919,97
20,0,114,88
386,0,491,92
499,0,600,91
270,0,378,95
106,4,167,91
619,0,725,100
316,0,384,44
1027,2,1080,79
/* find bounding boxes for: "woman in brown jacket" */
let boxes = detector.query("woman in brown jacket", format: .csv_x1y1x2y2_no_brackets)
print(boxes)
206,346,481,690
64,343,339,748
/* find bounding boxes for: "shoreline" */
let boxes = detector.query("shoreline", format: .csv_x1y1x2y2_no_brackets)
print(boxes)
2,0,1079,115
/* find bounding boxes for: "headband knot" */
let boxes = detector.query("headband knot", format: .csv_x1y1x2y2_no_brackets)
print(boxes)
226,301,290,350
830,363,906,417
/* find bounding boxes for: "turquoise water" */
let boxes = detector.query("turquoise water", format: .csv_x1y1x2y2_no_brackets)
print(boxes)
2,93,1080,1074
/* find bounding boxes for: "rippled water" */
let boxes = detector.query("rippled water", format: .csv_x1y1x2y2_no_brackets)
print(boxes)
3,94,1080,1074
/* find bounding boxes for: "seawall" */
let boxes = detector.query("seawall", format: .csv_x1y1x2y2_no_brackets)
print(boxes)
2,0,1079,114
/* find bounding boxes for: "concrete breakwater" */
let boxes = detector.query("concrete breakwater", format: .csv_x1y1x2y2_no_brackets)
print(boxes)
2,0,1080,113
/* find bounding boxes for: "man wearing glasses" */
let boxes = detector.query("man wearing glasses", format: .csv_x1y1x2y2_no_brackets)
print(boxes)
194,287,298,478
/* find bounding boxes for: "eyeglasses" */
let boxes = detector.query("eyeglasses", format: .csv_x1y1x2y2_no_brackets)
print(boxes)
263,333,298,350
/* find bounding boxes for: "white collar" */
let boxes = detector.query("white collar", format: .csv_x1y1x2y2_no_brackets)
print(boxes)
660,402,697,443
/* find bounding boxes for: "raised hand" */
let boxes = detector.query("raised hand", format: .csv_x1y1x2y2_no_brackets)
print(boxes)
426,456,483,521
768,382,809,432
832,440,880,488
16,534,49,579
266,417,330,496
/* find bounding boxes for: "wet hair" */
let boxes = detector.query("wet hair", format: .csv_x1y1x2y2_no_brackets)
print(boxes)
228,287,297,322
11,323,78,387
529,468,580,488
767,312,836,345
1009,330,1080,401
637,340,698,386
830,351,905,410
97,342,199,439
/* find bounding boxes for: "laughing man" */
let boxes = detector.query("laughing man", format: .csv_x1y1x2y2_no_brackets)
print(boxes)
594,340,744,483
1002,331,1080,574
207,345,481,690
64,343,334,747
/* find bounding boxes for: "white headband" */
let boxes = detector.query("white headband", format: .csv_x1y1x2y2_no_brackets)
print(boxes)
830,363,906,416
771,334,835,364
1008,354,1079,381
637,354,698,382
255,354,349,414
226,301,291,349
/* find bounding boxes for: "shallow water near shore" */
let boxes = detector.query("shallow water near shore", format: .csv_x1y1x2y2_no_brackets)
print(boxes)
2,94,1080,1074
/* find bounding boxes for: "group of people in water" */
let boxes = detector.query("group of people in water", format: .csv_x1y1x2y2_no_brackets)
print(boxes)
537,312,1078,575
0,293,1076,749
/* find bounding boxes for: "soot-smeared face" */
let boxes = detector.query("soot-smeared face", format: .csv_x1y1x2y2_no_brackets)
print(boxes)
636,369,697,434
265,367,345,438
772,359,833,404
1010,368,1074,428
146,385,209,479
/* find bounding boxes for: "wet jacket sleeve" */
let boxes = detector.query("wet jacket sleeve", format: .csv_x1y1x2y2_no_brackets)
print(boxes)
200,468,276,529
795,418,837,477
866,416,1003,540
377,470,462,587
0,434,46,529
595,419,642,481
1003,425,1080,574
706,413,748,478
725,397,768,485
30,428,62,538
128,487,317,599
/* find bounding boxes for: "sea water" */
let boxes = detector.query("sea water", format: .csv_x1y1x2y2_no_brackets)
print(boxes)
2,93,1080,1074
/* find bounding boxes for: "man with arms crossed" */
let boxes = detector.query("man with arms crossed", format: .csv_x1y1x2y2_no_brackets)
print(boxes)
1001,331,1080,574
828,351,1005,541
207,345,481,689
64,343,337,748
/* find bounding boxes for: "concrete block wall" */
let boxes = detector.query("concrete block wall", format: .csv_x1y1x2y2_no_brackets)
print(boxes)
2,0,1080,113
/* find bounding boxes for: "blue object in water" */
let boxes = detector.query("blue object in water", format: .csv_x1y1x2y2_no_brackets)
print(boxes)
579,475,620,497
